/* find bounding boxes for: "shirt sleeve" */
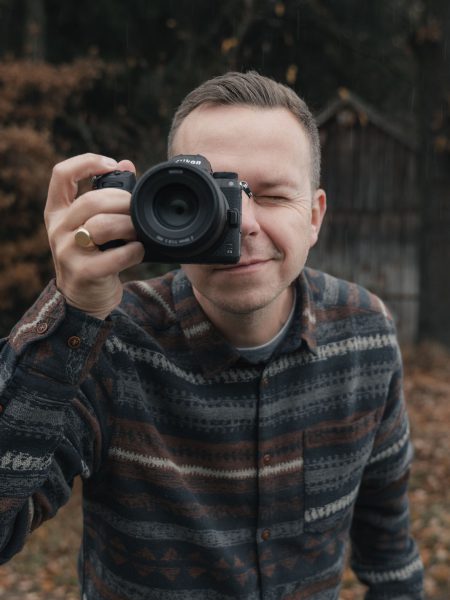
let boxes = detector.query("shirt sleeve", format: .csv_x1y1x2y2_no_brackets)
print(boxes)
350,335,425,599
0,280,112,563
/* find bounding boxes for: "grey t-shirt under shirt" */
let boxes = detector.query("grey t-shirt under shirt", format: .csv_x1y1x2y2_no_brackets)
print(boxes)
236,290,296,364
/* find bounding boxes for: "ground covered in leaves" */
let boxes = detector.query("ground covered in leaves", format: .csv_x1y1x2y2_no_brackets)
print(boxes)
0,343,449,599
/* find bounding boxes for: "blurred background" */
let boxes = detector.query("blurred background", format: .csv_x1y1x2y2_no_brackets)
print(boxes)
0,1,449,598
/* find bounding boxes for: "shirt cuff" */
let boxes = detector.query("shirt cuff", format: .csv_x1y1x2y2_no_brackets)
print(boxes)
9,279,113,386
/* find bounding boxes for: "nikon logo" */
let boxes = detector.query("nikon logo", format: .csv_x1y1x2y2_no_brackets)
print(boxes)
175,158,202,165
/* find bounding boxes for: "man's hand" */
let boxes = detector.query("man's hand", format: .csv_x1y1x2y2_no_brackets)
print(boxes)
44,153,145,319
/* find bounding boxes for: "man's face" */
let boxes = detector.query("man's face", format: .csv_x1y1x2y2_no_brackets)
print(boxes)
172,104,326,318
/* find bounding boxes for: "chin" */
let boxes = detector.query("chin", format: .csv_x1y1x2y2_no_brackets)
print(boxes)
205,290,283,316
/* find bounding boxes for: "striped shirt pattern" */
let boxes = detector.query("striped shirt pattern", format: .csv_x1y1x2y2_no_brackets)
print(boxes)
0,267,424,599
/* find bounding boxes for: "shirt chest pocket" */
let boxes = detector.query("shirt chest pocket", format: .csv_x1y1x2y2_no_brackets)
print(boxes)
302,411,380,533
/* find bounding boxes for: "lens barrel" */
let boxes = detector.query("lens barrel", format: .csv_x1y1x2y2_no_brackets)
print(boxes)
131,161,228,260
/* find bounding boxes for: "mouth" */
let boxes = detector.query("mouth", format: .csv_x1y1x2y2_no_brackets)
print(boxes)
214,259,270,271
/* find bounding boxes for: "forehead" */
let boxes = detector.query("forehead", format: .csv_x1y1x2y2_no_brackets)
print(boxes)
172,104,312,180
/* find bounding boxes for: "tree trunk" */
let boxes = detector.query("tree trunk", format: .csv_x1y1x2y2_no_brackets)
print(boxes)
23,0,46,60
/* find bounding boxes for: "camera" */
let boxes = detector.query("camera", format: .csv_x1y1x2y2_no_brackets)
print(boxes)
93,154,241,264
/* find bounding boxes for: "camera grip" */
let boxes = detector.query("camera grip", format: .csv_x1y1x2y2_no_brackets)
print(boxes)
92,170,137,252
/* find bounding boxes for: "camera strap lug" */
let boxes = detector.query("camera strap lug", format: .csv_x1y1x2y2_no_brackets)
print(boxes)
239,181,253,198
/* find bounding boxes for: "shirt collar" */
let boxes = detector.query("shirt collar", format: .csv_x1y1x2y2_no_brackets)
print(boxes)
171,268,318,377
294,268,319,355
172,270,241,376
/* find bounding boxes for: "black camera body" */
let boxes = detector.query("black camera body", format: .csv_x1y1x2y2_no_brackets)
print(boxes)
93,154,241,264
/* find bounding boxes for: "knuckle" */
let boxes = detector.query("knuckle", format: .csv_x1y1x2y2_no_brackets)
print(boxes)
70,190,96,215
88,212,109,230
82,152,98,162
51,161,66,178
78,189,96,205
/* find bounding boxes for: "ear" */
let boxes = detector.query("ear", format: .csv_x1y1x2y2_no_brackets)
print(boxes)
309,188,327,248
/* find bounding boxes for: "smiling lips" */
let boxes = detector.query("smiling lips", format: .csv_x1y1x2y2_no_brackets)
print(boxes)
215,259,271,272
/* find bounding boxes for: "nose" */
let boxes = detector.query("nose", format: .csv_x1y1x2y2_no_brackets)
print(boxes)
240,190,261,238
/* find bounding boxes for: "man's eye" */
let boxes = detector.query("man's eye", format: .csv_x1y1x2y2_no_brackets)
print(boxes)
255,195,284,204
255,195,275,201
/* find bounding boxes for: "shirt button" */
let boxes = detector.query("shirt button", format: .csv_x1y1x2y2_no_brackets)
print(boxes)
261,376,269,387
263,453,272,466
35,322,48,334
261,529,271,541
67,335,81,349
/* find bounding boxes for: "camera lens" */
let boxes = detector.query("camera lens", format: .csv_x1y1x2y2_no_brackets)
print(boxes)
131,161,228,259
153,184,198,229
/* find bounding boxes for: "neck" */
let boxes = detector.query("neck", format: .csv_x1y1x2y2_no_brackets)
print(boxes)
193,286,295,347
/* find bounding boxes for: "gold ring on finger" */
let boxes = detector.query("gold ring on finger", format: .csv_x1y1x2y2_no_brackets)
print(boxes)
74,226,96,248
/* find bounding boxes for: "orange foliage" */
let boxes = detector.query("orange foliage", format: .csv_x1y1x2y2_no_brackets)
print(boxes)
0,58,109,335
0,58,108,125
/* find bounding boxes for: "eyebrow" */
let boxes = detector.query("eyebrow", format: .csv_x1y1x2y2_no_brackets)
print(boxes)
253,176,285,187
252,179,296,194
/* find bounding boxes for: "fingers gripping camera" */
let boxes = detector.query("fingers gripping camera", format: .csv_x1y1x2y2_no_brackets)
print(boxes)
93,155,244,264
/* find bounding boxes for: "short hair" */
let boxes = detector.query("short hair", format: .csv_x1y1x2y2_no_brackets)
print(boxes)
168,71,321,190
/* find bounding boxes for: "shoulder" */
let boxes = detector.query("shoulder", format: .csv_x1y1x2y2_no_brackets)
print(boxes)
119,269,179,329
301,267,397,340
303,267,390,317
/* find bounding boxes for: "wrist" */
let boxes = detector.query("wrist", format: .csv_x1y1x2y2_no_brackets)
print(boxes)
56,283,122,321
64,297,117,320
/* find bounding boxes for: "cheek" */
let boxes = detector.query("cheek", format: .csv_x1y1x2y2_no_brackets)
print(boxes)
260,209,313,254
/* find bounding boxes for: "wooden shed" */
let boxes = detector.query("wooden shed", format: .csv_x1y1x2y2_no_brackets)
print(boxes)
308,89,420,344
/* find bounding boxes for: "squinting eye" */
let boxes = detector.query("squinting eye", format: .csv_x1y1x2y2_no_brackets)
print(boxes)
255,196,284,204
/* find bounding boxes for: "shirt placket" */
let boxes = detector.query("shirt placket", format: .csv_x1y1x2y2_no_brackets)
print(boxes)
255,367,305,597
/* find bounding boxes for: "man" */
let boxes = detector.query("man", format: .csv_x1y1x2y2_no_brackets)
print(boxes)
0,72,424,599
